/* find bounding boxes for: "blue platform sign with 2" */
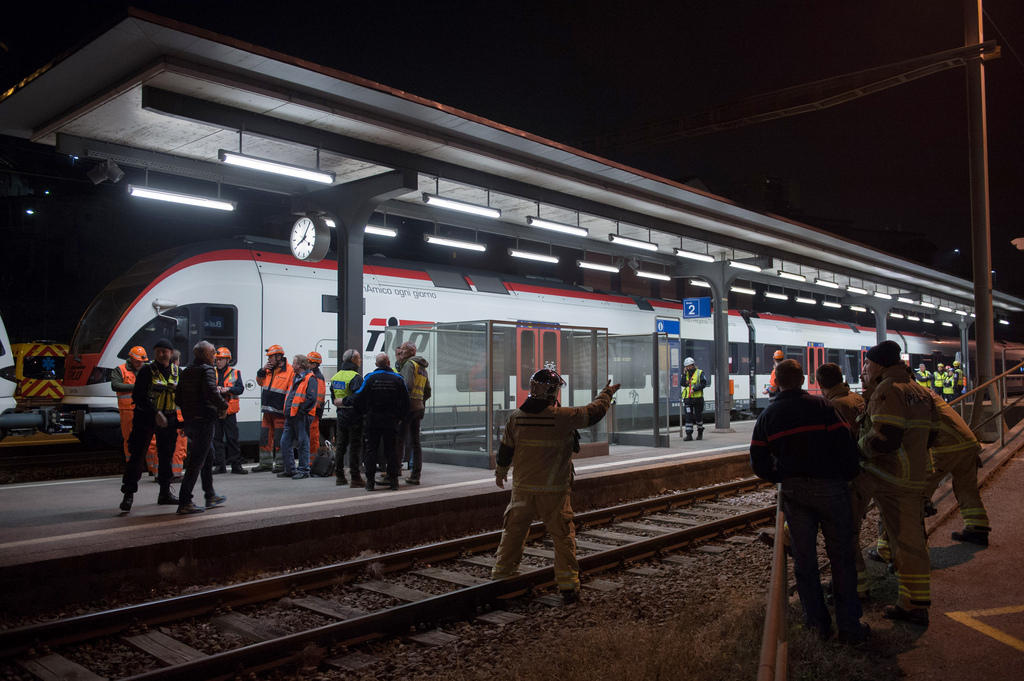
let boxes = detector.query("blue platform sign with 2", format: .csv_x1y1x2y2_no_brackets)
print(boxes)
683,297,711,319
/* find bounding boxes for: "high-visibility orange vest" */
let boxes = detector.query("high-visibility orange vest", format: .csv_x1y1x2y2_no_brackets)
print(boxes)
115,363,136,410
219,367,241,415
286,372,315,417
313,370,326,417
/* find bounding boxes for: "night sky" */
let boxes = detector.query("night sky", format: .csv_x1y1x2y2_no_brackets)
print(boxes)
2,1,1023,341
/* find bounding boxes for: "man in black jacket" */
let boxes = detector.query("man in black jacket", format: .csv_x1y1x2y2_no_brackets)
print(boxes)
352,353,409,491
750,359,868,644
175,341,229,514
119,338,179,514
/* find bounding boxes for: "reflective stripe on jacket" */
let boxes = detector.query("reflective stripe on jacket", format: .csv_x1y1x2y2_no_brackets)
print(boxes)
681,368,705,399
114,363,136,410
150,362,179,413
259,363,294,415
933,371,946,388
331,369,359,400
859,365,935,490
928,391,980,462
914,369,931,387
312,367,327,417
285,371,317,417
218,367,241,415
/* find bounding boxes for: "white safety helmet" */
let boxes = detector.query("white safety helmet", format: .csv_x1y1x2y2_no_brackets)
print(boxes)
683,357,695,367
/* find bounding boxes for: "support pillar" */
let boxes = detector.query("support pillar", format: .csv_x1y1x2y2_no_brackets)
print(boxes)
294,170,418,362
872,304,891,346
965,0,997,426
959,322,972,390
705,262,734,433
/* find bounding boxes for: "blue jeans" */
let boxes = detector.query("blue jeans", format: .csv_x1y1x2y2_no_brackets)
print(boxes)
780,478,862,636
279,414,311,474
180,419,216,505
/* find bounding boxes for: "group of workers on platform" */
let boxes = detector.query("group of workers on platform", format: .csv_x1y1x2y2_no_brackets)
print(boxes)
915,361,968,402
749,339,990,644
255,341,431,491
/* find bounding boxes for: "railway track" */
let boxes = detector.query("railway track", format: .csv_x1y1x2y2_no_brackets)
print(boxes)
1,477,774,681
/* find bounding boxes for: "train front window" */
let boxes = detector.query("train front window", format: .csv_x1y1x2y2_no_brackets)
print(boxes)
203,306,237,362
119,309,189,360
71,285,147,355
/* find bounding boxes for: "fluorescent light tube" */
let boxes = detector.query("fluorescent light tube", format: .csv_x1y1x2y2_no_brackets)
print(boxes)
921,301,936,308
849,305,867,312
898,296,917,305
424,234,486,251
822,301,842,308
815,279,840,289
874,291,893,300
674,248,714,263
794,296,817,305
365,225,397,237
636,270,671,281
764,292,788,300
422,193,501,219
938,306,953,312
846,286,868,295
907,315,920,321
955,310,968,316
526,216,588,237
608,234,658,251
578,260,619,273
509,248,558,264
890,312,904,319
922,318,936,324
689,279,711,288
778,271,806,282
730,286,756,295
128,185,235,211
941,321,954,327
999,319,1010,325
970,313,976,318
218,149,334,184
729,261,761,272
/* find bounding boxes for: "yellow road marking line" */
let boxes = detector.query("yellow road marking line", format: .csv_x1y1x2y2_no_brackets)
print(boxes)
946,605,1024,653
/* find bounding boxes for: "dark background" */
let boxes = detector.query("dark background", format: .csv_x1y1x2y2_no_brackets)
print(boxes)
2,1,1022,342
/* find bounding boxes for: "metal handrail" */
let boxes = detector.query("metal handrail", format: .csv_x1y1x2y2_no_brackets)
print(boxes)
756,484,788,681
950,359,1024,447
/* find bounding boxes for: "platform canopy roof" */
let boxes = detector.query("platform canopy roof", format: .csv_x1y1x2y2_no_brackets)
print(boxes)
2,9,1020,315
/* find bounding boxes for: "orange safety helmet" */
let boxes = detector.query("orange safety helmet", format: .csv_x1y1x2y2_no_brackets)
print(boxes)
773,350,784,360
266,344,284,357
215,347,232,360
128,346,148,362
307,351,323,365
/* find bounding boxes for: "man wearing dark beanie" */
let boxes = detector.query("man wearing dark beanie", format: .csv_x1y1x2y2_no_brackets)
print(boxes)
858,340,934,626
750,359,868,643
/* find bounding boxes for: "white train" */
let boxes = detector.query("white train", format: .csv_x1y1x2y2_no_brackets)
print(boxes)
51,237,1016,449
0,312,16,415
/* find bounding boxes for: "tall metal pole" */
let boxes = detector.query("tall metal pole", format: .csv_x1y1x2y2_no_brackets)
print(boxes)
965,0,996,415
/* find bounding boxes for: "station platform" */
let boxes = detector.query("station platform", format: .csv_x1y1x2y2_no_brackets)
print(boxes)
0,423,757,611
895,443,1024,680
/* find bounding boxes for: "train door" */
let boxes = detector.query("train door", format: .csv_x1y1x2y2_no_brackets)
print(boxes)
656,318,682,409
805,342,825,395
515,325,561,405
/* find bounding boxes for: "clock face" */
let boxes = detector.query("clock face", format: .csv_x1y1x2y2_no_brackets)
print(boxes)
291,217,316,260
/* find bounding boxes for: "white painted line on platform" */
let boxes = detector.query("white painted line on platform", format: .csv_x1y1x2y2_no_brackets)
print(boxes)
0,446,748,551
0,476,118,490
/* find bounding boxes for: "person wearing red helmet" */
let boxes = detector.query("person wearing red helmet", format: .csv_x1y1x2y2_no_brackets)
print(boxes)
767,349,785,398
491,369,619,605
305,351,328,471
212,346,246,474
254,344,293,472
111,345,148,461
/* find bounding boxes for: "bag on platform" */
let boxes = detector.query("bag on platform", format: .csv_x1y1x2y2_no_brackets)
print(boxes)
311,440,336,477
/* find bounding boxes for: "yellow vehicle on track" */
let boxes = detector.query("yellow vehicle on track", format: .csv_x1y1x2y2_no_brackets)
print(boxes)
11,342,68,408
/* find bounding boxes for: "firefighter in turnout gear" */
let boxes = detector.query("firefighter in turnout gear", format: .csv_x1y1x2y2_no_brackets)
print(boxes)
254,345,294,472
856,341,934,626
491,369,620,604
111,346,147,461
914,363,931,389
925,391,989,544
682,357,708,441
330,349,364,487
212,347,246,474
306,351,328,470
119,339,180,514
